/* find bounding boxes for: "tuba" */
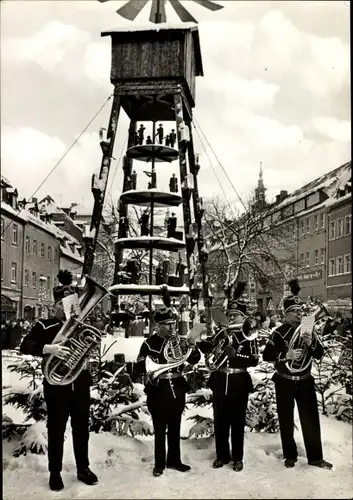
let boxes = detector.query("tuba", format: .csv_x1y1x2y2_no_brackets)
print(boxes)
205,316,259,371
285,300,330,374
145,334,192,381
43,276,108,386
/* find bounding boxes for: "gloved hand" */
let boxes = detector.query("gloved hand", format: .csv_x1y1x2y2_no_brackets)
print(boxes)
43,343,71,360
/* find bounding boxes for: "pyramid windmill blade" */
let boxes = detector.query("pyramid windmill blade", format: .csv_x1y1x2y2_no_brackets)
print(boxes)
169,0,198,23
116,0,149,21
150,0,167,23
192,0,224,11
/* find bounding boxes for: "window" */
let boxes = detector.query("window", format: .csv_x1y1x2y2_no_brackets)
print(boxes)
344,254,351,274
54,249,58,263
300,253,305,268
300,220,305,237
314,215,319,231
329,221,336,240
24,270,29,286
306,192,320,208
345,215,351,235
314,250,319,266
25,236,30,253
1,217,4,239
32,272,37,288
305,218,310,234
33,240,37,254
305,252,310,268
328,258,335,276
337,218,344,238
319,214,325,229
336,256,344,275
11,262,17,283
40,243,45,259
12,224,18,245
320,248,325,265
48,246,52,261
294,199,305,213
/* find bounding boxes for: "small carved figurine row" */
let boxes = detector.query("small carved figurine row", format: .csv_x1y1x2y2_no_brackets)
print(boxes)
124,171,178,193
118,211,178,238
134,124,177,148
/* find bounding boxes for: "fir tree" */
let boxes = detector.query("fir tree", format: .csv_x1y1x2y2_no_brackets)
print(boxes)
2,356,47,456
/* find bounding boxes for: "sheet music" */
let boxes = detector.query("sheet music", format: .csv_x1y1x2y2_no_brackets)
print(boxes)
300,315,315,335
62,293,81,320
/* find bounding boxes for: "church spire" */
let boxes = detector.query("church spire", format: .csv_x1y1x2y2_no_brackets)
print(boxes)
255,161,266,208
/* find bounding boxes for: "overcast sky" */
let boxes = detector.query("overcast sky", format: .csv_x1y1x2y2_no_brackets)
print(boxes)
1,0,350,213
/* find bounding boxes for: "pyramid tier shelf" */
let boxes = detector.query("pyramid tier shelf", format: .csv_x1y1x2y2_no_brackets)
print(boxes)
120,189,182,207
115,236,185,251
109,284,190,296
126,144,179,163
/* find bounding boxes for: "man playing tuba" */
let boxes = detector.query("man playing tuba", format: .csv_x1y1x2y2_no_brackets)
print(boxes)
134,286,201,477
20,270,98,491
262,279,332,470
197,282,259,472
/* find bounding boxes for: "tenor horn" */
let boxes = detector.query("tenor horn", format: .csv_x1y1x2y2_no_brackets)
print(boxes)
145,334,192,381
285,301,329,374
43,276,108,386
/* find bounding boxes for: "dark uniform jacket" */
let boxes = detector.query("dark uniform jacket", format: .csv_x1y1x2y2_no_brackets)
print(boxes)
20,317,92,387
262,322,324,376
135,333,201,398
198,328,259,394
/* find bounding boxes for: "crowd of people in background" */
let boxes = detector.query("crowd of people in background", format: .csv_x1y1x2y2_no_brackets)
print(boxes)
2,304,351,352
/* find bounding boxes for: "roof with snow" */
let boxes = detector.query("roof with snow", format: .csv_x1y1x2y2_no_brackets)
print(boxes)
272,162,351,212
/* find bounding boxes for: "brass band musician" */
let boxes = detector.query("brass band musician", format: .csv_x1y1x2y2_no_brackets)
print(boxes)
19,270,98,491
262,279,332,470
198,282,259,472
134,288,201,477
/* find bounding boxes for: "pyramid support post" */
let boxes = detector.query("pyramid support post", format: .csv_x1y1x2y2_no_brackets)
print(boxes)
113,118,137,287
174,92,193,294
83,93,121,276
187,121,213,335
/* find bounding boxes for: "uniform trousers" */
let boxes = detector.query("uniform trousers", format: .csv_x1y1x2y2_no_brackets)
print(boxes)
43,371,91,473
146,381,186,469
211,372,252,462
274,373,323,462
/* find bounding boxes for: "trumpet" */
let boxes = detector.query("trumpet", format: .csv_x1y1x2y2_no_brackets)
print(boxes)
205,316,259,372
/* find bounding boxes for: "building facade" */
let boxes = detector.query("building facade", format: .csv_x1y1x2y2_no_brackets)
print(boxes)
22,212,61,320
1,202,25,322
1,177,84,321
327,191,351,302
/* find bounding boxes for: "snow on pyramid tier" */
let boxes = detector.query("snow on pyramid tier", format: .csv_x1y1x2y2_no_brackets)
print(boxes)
126,144,179,163
120,189,182,207
114,236,185,251
109,284,190,296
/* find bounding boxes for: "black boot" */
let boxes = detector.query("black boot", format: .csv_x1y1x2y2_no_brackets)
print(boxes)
284,458,297,468
153,467,164,477
308,459,333,470
167,463,191,472
77,468,98,485
49,473,64,491
233,461,243,472
213,459,229,469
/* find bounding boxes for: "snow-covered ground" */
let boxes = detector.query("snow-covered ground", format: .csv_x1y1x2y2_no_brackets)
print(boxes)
3,350,353,500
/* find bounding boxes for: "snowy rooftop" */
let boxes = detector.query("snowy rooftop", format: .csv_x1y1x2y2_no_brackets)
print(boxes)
101,22,198,36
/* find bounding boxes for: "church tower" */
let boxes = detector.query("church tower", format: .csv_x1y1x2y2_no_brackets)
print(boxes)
254,161,266,209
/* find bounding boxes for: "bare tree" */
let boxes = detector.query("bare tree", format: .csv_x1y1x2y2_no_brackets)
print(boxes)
203,196,296,309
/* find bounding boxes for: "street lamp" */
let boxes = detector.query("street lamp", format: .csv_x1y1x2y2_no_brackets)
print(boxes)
38,274,47,319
